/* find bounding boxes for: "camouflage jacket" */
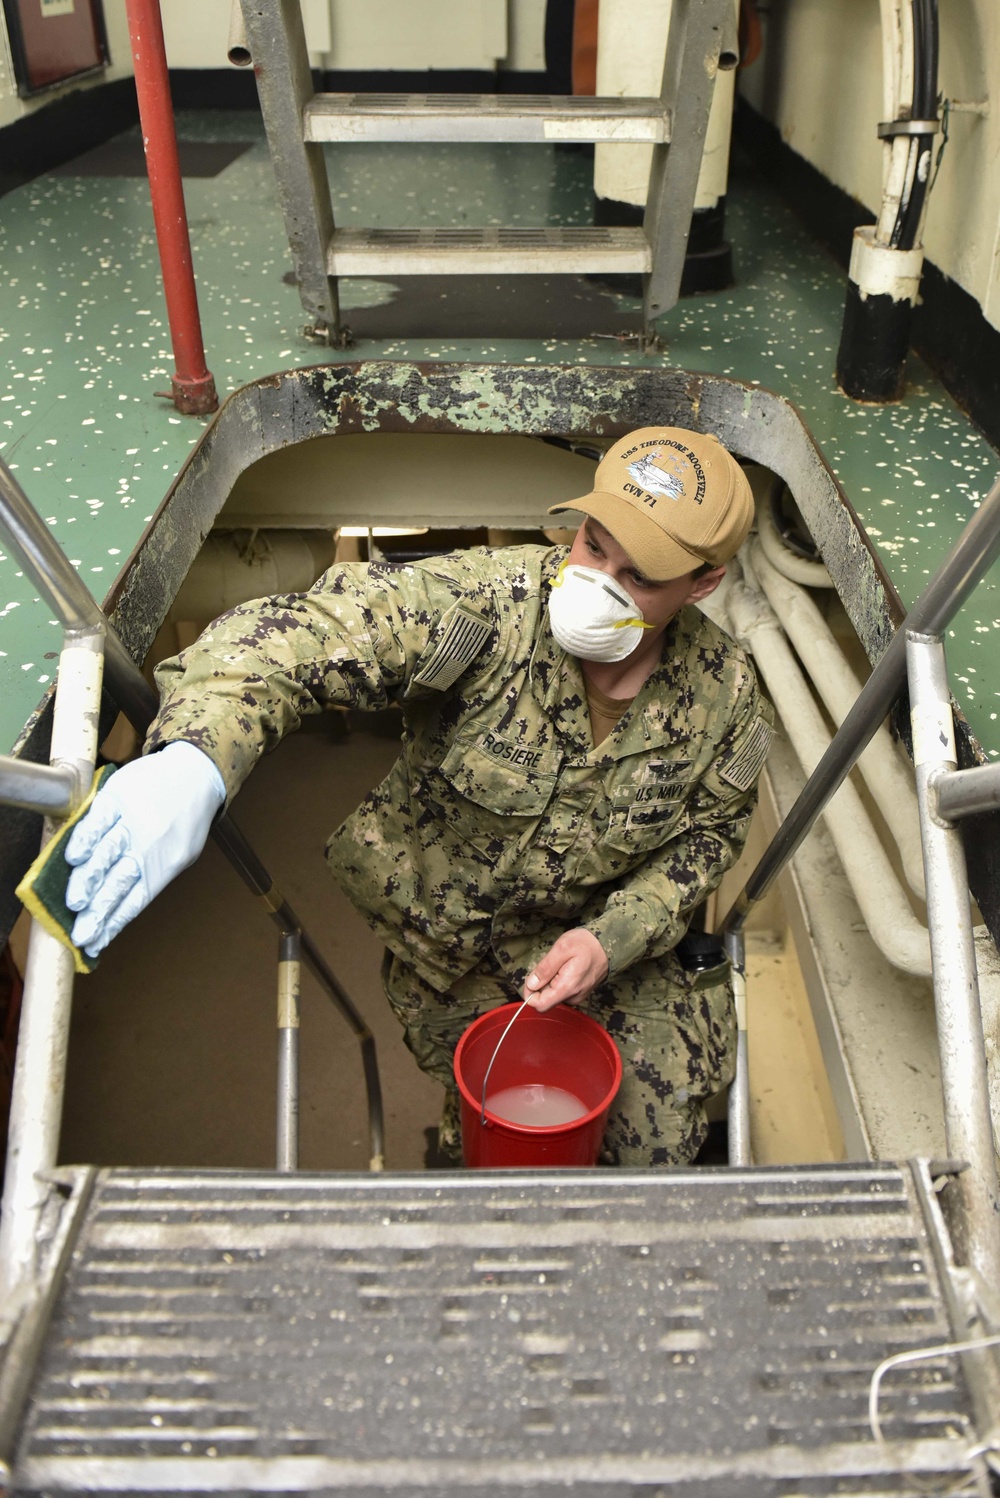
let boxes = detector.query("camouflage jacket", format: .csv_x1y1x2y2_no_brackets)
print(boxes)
150,546,772,993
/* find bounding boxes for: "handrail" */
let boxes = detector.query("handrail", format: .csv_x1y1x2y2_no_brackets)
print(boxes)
0,619,105,1300
0,456,385,1173
0,758,76,818
723,469,1000,1292
906,630,1000,1294
724,468,1000,930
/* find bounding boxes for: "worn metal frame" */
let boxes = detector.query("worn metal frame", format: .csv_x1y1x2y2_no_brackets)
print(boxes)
0,610,104,1302
0,758,76,818
643,0,736,328
238,0,340,338
276,931,301,1172
8,359,995,949
905,631,1000,1296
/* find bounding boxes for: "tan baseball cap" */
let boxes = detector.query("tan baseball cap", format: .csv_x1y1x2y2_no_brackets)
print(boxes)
548,427,754,581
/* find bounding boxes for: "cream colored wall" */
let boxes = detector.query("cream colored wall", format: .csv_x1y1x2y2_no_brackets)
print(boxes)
740,0,1000,330
594,0,738,211
160,0,545,75
0,0,545,129
0,0,132,132
161,0,331,69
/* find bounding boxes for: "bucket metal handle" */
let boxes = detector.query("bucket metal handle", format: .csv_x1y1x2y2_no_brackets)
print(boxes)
480,1001,529,1125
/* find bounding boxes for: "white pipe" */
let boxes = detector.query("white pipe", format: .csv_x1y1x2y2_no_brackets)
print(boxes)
747,541,926,900
875,0,914,246
725,572,932,978
756,487,834,589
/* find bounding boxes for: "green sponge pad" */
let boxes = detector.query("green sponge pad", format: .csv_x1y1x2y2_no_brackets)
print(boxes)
15,763,117,975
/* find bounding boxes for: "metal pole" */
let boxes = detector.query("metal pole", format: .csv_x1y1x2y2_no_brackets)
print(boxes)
726,468,1000,929
936,762,1000,821
906,631,1000,1290
0,758,75,818
124,0,218,415
0,456,385,1170
724,928,751,1166
238,0,341,341
0,1168,96,1478
212,818,386,1170
0,623,105,1301
276,933,300,1172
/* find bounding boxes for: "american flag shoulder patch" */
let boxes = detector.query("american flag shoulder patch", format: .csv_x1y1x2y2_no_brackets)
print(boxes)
718,714,773,792
412,605,492,692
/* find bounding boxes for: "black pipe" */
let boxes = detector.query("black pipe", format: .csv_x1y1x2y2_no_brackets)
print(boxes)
893,0,938,252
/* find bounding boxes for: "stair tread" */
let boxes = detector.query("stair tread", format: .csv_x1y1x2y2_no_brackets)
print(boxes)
12,1164,979,1493
304,94,670,144
327,225,652,276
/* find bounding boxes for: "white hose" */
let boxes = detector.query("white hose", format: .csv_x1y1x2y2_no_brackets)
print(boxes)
756,488,834,589
875,0,915,246
725,570,932,978
746,541,926,900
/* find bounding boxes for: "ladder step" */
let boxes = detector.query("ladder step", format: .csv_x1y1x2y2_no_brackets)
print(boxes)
305,93,670,144
12,1164,978,1494
327,226,652,277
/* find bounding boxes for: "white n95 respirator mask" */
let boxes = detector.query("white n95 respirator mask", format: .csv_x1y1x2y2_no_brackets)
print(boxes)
548,563,653,663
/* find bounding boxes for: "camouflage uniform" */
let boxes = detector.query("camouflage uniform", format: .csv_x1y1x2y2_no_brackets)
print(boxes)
150,545,772,1165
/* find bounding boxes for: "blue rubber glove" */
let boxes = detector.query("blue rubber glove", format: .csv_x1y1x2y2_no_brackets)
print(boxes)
66,741,227,958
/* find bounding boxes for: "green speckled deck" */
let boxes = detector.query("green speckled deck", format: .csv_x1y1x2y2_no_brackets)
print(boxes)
1,112,998,756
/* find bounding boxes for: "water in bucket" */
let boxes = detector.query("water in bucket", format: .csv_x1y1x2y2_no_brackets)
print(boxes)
486,1083,588,1127
454,1003,622,1169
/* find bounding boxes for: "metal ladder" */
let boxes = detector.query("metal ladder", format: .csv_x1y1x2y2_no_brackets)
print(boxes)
721,477,1000,1305
237,0,736,344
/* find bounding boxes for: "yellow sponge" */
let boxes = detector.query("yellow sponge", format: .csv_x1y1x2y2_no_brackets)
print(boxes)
15,764,117,975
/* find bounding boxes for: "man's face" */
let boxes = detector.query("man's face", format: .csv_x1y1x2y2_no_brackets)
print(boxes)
565,518,723,636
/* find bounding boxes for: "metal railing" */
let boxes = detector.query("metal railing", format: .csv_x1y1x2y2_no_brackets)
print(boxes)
0,615,105,1303
0,457,385,1297
723,469,1000,1297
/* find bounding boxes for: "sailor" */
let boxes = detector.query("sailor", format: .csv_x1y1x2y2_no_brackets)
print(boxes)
64,427,773,1166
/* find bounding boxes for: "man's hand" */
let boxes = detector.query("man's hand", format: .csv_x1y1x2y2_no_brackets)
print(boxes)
522,928,609,1012
65,741,226,958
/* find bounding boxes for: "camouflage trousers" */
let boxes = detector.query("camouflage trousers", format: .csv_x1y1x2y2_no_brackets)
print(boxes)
380,946,736,1168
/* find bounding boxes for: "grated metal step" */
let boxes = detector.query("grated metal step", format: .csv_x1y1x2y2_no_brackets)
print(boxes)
303,94,671,145
8,1162,986,1494
327,226,652,277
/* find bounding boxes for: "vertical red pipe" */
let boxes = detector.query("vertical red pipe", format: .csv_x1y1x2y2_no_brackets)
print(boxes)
125,0,218,415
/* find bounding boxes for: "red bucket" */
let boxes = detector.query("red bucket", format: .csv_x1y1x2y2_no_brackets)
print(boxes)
453,1003,622,1169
